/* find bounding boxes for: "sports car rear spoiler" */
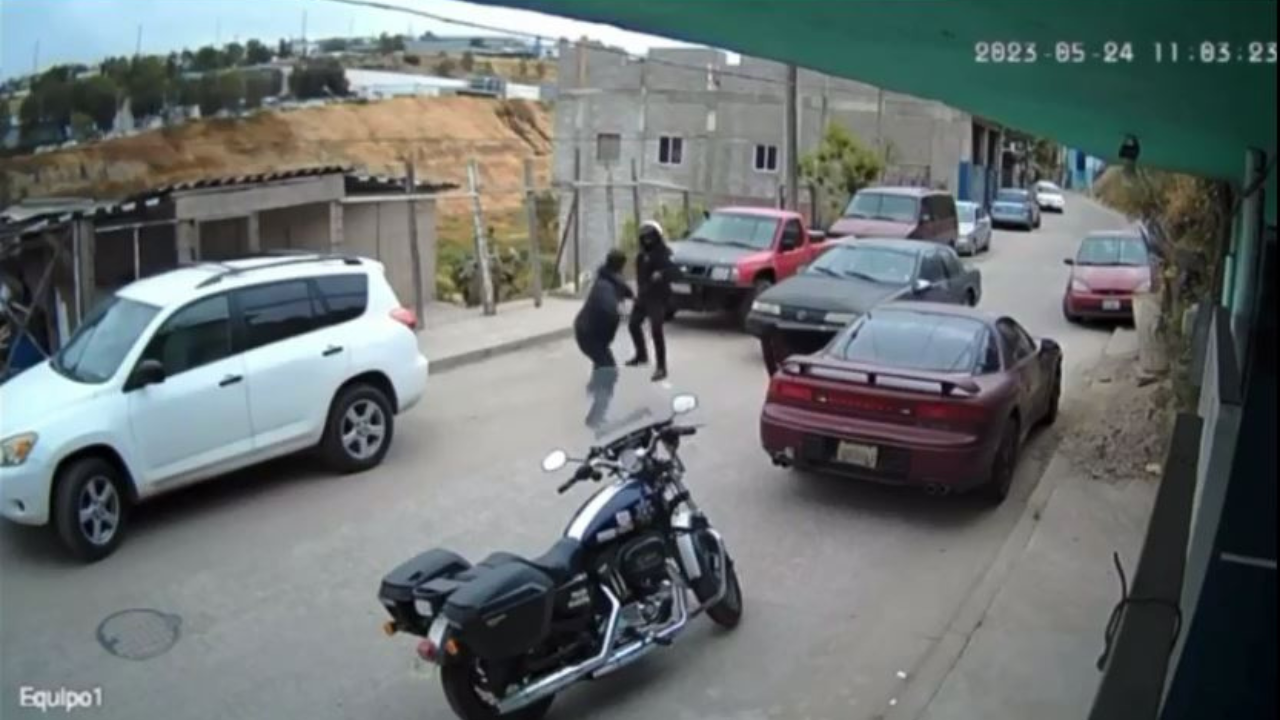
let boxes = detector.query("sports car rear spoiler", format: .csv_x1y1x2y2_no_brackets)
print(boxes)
781,355,981,397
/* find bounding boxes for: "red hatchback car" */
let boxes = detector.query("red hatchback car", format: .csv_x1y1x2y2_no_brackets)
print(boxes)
1063,231,1152,322
760,304,1062,501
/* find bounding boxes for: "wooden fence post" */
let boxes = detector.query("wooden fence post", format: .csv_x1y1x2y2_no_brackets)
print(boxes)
404,160,426,329
523,158,542,307
467,159,497,316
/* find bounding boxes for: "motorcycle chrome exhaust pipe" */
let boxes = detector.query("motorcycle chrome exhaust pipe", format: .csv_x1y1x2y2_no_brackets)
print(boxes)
590,574,690,680
496,586,622,715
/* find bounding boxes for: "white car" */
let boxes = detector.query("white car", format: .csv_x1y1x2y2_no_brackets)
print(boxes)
0,255,429,561
1035,181,1067,213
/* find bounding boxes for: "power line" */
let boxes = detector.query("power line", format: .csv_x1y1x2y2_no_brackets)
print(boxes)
315,0,805,88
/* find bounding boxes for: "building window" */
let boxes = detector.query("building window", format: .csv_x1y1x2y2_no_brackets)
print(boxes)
658,136,684,166
596,133,621,163
753,144,779,172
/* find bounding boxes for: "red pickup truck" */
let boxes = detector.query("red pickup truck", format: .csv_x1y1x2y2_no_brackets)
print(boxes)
667,207,828,324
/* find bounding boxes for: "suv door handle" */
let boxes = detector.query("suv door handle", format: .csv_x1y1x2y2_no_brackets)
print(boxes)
322,345,344,357
219,374,243,388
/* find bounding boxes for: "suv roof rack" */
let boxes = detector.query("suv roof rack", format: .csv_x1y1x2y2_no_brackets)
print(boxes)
195,254,363,289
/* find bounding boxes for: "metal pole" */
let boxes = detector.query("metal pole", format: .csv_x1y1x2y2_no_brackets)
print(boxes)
572,147,582,294
404,160,426,329
132,227,141,279
467,159,497,315
785,64,799,212
523,158,542,307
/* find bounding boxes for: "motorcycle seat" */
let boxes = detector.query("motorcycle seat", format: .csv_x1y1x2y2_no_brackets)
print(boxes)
474,540,583,585
528,538,584,584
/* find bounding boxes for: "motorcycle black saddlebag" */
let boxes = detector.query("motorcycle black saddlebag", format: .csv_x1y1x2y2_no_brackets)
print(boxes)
379,549,472,635
444,560,555,660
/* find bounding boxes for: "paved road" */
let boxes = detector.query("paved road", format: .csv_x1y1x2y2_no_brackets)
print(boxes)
0,198,1124,720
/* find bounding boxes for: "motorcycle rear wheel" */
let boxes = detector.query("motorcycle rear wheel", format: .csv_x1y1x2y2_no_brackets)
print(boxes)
441,657,553,720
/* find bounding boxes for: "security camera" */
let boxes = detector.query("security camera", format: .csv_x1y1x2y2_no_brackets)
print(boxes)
1119,134,1141,164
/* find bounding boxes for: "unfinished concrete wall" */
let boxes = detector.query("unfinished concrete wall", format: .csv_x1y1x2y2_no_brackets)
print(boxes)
200,217,249,260
259,203,333,253
343,199,437,308
554,42,977,275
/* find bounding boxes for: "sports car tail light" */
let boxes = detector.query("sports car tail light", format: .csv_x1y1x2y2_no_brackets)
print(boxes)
767,377,814,404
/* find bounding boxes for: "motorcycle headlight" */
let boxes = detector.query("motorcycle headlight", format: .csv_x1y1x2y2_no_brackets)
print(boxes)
751,301,781,315
0,432,38,467
1071,279,1091,293
824,312,859,326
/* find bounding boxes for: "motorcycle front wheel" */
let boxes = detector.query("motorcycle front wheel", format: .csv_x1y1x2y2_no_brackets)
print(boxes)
441,656,553,720
692,532,744,629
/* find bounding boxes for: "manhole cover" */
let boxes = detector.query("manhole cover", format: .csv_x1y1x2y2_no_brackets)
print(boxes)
96,609,181,661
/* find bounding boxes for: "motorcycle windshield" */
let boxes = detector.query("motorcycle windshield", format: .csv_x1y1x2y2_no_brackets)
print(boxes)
579,367,683,448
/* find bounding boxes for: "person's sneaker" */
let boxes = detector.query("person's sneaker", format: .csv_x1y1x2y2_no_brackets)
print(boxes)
625,357,648,367
651,368,668,382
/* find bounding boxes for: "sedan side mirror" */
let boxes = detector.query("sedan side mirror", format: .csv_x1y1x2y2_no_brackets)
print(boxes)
1063,258,1075,266
127,359,166,391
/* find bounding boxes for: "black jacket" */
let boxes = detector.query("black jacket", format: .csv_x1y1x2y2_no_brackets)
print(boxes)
574,268,635,344
636,241,677,303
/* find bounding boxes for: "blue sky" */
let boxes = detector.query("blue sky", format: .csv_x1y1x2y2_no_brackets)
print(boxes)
1,0,680,79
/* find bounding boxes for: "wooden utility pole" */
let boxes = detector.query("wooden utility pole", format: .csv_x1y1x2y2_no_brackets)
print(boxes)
467,159,496,316
605,168,617,248
572,147,582,294
522,158,543,307
785,64,800,212
404,161,426,329
630,159,642,235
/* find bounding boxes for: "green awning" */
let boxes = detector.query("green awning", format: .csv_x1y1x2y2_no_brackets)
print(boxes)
487,0,1276,194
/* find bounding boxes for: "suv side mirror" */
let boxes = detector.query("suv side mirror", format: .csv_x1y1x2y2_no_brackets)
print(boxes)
127,359,166,391
1063,258,1075,266
914,279,933,294
1039,338,1061,355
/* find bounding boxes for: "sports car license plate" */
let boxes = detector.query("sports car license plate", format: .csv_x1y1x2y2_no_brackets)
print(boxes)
836,441,879,469
1102,299,1122,311
671,282,692,295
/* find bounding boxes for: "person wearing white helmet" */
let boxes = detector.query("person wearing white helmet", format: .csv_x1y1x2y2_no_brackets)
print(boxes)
626,220,677,381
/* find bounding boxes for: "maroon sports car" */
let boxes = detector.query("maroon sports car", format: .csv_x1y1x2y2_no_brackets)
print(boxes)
760,303,1062,501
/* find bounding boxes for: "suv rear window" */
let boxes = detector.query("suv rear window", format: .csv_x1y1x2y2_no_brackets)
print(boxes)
836,310,986,373
314,274,368,326
237,280,319,350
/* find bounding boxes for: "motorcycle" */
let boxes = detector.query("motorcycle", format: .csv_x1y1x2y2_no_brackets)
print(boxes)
377,384,743,720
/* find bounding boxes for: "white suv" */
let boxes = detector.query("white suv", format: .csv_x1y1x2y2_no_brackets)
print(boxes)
0,254,429,561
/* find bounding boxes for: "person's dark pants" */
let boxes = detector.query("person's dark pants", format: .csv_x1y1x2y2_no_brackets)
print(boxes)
628,298,667,370
575,331,616,370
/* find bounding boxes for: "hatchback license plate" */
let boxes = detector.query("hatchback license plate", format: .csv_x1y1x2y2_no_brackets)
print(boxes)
671,282,692,295
836,441,879,469
1103,299,1122,311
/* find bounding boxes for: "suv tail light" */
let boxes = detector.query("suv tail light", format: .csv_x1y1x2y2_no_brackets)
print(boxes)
390,307,418,329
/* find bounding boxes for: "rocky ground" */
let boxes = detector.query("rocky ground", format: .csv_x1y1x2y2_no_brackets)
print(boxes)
1061,354,1176,484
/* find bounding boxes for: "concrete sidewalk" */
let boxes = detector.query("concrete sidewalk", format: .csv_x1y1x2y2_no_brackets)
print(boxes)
887,333,1157,720
418,296,580,373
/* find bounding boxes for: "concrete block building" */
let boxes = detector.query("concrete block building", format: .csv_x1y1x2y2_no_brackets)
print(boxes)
553,42,1007,275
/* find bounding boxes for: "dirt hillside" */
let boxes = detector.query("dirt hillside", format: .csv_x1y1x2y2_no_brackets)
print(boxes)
0,96,552,217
